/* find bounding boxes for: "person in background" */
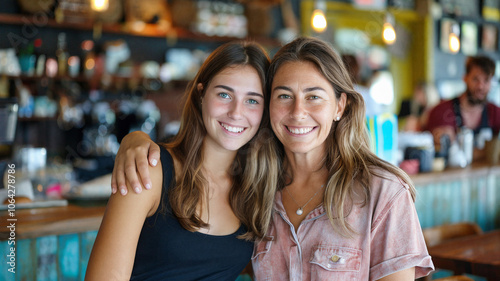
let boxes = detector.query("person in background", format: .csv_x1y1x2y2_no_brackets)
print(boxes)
399,81,439,132
86,41,278,280
341,54,383,117
113,37,434,280
422,55,500,148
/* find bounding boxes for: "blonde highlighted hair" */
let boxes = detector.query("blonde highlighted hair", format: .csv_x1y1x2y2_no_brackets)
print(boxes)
268,36,415,236
163,41,279,240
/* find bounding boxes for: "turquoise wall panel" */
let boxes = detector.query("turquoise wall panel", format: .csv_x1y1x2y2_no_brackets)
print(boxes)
36,236,57,281
58,233,80,280
1,240,15,281
414,170,500,231
449,181,460,223
17,239,35,281
79,231,98,281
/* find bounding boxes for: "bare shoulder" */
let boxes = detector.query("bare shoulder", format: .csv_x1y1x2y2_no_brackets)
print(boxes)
86,157,163,280
108,159,163,216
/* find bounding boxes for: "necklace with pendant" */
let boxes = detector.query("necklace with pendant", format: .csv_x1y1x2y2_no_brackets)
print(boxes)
285,184,324,216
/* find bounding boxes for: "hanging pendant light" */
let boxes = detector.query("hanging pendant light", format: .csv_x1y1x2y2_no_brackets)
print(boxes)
449,23,460,53
383,13,396,45
91,0,109,12
311,0,327,33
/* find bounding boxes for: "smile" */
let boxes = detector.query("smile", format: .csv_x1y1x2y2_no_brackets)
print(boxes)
286,126,314,135
220,122,245,133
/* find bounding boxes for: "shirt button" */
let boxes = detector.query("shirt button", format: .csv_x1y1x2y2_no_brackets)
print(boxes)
331,255,341,262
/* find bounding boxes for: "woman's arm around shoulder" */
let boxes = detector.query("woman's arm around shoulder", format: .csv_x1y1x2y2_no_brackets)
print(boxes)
85,160,163,281
111,131,161,195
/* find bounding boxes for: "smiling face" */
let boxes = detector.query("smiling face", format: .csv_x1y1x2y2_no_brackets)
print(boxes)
201,65,265,152
270,61,346,156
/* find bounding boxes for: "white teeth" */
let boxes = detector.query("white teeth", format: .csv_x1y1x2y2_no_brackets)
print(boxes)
288,127,313,135
221,123,244,133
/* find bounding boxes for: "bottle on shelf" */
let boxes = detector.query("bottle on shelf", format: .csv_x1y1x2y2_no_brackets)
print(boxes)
18,42,36,76
82,40,95,78
56,32,69,76
34,38,46,77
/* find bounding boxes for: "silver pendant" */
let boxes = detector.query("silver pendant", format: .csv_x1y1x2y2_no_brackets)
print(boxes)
296,208,303,215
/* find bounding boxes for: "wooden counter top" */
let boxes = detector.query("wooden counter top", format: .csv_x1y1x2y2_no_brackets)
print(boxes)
0,163,498,241
410,162,500,186
0,204,106,240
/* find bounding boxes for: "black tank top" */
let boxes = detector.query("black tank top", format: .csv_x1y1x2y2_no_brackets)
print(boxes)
130,145,253,280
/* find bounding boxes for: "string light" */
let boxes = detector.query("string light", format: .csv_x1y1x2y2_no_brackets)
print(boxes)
312,10,327,33
383,13,396,45
449,23,460,53
311,1,327,33
91,0,109,12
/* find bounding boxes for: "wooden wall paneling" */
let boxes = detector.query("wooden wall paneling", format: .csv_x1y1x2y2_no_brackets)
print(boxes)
456,180,469,225
468,175,479,227
17,238,35,281
415,182,432,229
449,180,462,223
431,181,444,226
460,177,472,226
414,183,425,228
487,171,500,230
79,230,98,281
484,174,495,230
414,167,500,232
58,233,79,281
441,181,453,225
36,235,57,281
426,182,435,227
475,176,488,230
1,240,15,281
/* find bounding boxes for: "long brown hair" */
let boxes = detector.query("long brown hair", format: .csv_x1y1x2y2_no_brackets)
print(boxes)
267,36,415,236
164,41,279,240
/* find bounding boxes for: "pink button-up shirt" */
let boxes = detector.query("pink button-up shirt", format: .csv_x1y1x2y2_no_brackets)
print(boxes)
252,170,434,281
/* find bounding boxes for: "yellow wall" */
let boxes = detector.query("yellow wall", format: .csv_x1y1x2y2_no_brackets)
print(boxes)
300,1,433,113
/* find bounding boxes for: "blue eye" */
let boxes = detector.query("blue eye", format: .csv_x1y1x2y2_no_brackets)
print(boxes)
218,93,230,99
308,95,319,100
247,99,259,104
278,94,291,99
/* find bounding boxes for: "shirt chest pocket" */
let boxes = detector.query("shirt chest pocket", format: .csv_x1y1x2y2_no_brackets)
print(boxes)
309,245,362,280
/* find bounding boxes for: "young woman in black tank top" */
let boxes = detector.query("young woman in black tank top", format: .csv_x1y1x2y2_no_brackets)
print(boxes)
85,41,279,281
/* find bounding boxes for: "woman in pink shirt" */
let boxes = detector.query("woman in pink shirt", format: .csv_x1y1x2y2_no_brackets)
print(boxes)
112,37,434,280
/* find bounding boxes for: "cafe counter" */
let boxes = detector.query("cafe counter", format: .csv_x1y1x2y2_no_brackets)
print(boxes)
412,162,500,232
0,162,499,280
0,204,106,280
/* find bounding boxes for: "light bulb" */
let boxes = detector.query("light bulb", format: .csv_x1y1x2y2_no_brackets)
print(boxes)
449,33,460,53
91,0,109,12
383,23,396,45
311,9,327,33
